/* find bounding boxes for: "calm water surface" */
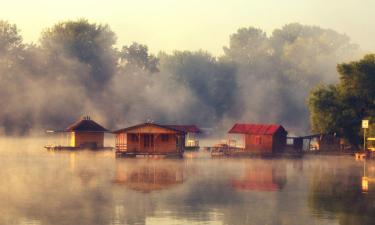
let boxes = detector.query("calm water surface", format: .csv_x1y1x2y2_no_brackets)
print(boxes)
1,138,374,225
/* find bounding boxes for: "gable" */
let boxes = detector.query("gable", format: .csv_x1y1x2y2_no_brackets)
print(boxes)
114,123,180,134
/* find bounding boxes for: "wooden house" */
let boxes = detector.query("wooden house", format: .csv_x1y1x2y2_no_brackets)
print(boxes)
228,123,287,154
113,123,186,157
166,125,201,151
45,116,111,151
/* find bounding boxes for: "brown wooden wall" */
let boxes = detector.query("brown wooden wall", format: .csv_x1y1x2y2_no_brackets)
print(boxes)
244,134,273,152
117,133,182,153
74,132,104,148
244,131,286,153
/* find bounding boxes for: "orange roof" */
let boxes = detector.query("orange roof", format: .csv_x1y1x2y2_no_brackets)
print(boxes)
112,123,183,134
228,123,286,135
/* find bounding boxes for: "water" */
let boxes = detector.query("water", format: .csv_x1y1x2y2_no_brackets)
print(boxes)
1,137,374,225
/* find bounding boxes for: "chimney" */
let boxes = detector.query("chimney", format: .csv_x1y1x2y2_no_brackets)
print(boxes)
82,115,90,120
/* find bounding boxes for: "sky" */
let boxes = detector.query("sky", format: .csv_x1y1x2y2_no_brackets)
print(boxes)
0,0,374,56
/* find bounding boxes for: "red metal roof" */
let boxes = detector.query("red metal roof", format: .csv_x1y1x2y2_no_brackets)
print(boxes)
228,123,285,135
165,125,200,133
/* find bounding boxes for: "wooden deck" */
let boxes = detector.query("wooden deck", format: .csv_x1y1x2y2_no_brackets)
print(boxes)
208,145,303,158
184,146,200,151
115,151,183,158
44,145,113,151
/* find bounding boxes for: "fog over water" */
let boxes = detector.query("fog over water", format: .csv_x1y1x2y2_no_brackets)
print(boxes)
1,137,375,225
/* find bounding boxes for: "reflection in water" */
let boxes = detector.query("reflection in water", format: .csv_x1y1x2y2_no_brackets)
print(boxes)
113,161,185,193
2,138,375,225
362,162,375,193
231,162,286,191
309,157,375,225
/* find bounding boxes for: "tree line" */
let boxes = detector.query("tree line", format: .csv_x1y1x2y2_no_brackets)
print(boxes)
0,19,362,138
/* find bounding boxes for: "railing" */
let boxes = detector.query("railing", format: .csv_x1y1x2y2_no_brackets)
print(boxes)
186,140,199,147
115,144,127,151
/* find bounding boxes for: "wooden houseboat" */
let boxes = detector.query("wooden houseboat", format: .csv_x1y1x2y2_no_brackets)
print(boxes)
212,123,287,157
113,123,186,157
165,125,201,151
45,116,112,151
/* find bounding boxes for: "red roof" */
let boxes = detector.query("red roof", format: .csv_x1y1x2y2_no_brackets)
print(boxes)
165,125,200,133
228,123,285,135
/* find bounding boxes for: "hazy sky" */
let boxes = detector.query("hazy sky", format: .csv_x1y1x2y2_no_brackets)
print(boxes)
0,0,374,55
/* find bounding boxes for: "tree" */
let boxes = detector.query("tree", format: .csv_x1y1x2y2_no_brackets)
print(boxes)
40,19,117,91
309,54,375,147
222,23,358,133
159,50,238,122
119,42,159,73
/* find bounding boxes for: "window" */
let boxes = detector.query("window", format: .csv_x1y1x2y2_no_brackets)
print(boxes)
255,136,262,145
161,134,169,142
130,134,138,142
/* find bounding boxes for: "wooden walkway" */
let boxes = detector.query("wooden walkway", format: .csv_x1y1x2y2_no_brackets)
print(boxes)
115,151,183,158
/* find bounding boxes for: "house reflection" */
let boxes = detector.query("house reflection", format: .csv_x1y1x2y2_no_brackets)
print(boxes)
231,162,287,191
362,163,375,193
113,162,185,193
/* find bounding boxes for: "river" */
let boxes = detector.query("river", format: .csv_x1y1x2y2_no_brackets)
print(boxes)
0,137,374,225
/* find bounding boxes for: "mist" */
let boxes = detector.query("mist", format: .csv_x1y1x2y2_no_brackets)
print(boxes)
1,137,373,225
0,20,360,135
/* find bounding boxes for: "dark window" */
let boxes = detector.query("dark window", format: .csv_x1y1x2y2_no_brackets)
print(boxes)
161,134,169,142
255,136,262,145
130,134,138,142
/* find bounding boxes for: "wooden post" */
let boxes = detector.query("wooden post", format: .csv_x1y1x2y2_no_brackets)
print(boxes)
153,134,156,153
138,133,141,153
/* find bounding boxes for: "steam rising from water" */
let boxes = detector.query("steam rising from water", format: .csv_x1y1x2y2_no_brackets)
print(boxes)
1,137,374,225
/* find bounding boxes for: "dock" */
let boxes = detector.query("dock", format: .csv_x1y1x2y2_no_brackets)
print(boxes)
115,151,183,158
45,145,113,151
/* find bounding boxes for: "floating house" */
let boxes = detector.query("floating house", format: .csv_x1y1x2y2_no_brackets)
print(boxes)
165,125,201,151
228,123,287,154
113,123,186,157
45,116,112,151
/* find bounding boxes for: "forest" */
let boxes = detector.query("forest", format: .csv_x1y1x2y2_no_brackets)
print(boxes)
0,19,362,136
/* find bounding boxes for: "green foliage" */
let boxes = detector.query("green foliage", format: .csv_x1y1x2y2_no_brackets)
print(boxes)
40,19,117,90
222,23,357,131
119,42,159,73
0,20,23,55
159,51,238,119
309,54,375,147
0,20,363,134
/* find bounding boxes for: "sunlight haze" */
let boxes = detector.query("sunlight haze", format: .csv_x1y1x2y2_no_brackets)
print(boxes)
1,0,374,55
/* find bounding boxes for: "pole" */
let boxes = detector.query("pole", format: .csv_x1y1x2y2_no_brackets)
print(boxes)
364,128,366,151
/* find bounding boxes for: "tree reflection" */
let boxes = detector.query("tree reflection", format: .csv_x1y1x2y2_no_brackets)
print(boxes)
309,160,375,225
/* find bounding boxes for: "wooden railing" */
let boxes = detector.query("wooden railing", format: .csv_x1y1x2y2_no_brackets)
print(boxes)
186,140,199,147
115,144,127,151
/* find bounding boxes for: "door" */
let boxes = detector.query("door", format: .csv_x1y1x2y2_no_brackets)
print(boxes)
144,134,154,150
